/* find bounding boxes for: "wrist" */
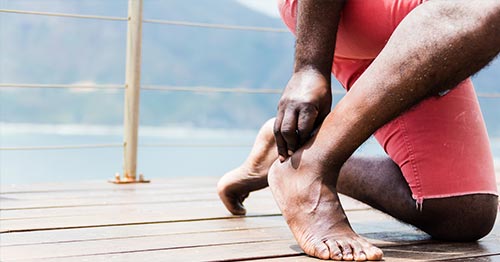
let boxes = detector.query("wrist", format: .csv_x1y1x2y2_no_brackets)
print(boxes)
294,59,332,80
295,55,332,72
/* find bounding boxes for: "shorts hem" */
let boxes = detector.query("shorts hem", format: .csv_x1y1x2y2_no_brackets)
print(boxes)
413,191,499,201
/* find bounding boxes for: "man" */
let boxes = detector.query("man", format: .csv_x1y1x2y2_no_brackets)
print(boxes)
218,0,500,260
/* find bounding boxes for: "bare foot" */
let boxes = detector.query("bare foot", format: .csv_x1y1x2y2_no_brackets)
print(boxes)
217,165,268,215
268,158,383,261
218,118,277,215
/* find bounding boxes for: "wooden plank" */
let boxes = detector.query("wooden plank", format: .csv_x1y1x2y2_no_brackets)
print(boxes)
445,254,500,261
0,216,287,246
382,238,500,261
1,176,498,262
0,177,220,193
230,234,500,262
0,189,274,219
1,192,220,210
0,213,420,247
0,213,434,260
1,186,217,201
15,234,499,262
0,200,390,233
0,206,278,233
0,190,369,213
0,208,496,261
0,190,369,221
7,239,302,262
0,226,294,260
0,228,432,262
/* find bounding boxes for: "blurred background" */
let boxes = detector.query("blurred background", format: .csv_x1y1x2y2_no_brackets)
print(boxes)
1,0,499,184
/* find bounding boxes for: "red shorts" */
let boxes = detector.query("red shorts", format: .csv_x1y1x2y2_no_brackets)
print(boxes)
278,0,498,204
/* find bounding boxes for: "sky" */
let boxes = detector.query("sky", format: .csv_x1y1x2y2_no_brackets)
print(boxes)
235,0,281,18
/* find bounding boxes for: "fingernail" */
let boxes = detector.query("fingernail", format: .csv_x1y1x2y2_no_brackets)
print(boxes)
279,155,286,162
287,150,293,156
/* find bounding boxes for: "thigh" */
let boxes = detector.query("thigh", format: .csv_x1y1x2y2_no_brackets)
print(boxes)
374,79,498,205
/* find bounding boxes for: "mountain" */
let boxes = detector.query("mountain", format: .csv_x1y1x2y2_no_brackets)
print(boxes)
1,0,499,136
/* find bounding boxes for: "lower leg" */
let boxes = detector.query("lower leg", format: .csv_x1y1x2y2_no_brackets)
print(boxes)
338,156,498,241
337,156,418,223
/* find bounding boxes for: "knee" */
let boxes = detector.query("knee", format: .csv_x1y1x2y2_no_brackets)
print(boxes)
422,194,498,242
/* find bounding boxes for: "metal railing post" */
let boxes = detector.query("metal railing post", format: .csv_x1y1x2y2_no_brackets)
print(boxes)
111,0,148,184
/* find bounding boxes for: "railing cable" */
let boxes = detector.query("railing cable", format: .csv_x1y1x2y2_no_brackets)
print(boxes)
0,144,123,151
476,92,500,98
142,85,348,95
0,9,289,33
0,9,128,22
141,85,282,94
0,83,124,90
1,83,499,97
0,143,251,151
141,143,251,148
143,18,288,33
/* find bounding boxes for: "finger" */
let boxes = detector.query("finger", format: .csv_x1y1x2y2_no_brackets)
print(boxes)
297,105,318,146
273,108,288,162
280,108,299,154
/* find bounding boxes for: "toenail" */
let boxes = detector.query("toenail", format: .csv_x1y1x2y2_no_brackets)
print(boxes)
287,150,294,156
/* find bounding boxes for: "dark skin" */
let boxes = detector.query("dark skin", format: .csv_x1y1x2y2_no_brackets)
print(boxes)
274,0,344,161
219,0,500,260
274,0,498,161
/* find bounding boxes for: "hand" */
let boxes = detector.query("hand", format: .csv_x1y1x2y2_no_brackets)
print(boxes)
274,68,332,161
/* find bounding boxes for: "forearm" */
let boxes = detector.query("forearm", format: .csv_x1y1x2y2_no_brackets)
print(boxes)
294,0,345,77
309,0,500,169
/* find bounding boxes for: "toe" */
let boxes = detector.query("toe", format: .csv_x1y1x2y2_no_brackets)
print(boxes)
366,246,383,261
336,240,353,261
218,190,246,215
314,242,331,260
358,239,383,260
227,197,246,215
302,240,330,260
325,239,343,260
348,239,366,261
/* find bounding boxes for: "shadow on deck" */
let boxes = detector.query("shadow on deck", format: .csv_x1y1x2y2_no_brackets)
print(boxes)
1,176,499,261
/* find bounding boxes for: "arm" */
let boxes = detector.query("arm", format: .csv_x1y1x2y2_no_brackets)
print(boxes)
274,0,345,161
306,0,500,171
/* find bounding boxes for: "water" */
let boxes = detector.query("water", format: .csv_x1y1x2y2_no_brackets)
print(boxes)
1,123,499,185
0,124,257,184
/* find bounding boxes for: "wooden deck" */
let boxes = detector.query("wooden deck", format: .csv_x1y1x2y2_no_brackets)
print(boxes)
1,176,499,261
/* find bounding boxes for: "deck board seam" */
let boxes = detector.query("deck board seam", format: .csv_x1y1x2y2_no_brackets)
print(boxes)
5,239,287,261
430,252,500,261
0,226,290,247
209,253,306,262
0,214,282,233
